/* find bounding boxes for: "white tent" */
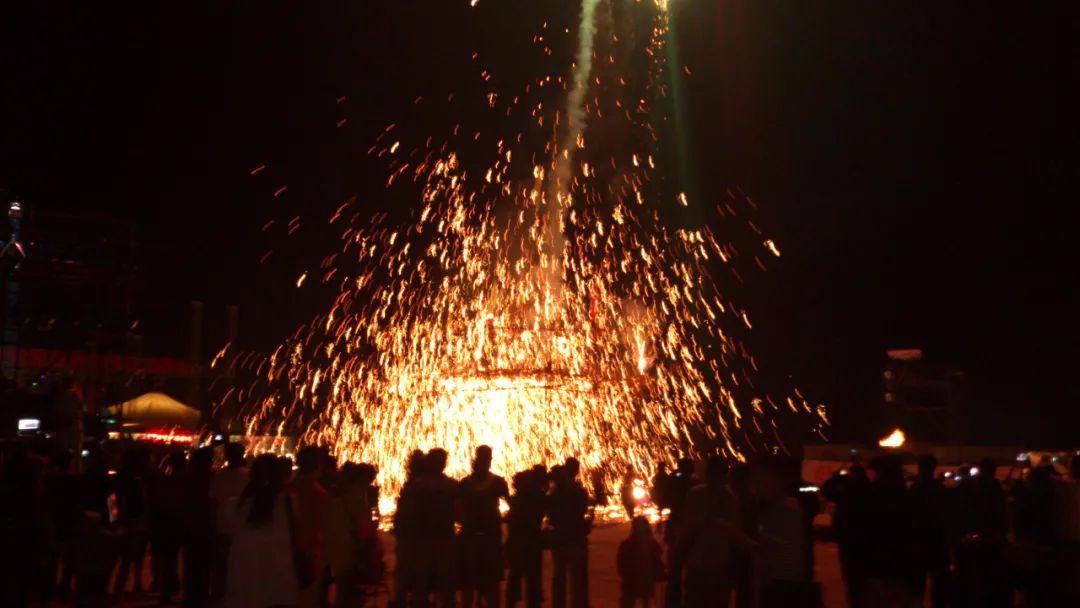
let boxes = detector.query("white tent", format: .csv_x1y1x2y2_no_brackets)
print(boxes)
104,392,201,430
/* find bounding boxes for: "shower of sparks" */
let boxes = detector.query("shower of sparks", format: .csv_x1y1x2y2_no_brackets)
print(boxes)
234,0,825,500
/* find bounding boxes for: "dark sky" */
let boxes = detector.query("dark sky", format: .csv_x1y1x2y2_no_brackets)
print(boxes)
2,1,1076,444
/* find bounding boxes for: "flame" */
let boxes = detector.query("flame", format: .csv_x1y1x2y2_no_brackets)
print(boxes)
878,428,906,448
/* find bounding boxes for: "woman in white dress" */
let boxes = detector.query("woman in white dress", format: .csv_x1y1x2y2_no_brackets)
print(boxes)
225,454,299,608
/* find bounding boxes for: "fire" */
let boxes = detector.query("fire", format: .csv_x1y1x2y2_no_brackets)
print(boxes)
237,0,824,499
878,428,906,448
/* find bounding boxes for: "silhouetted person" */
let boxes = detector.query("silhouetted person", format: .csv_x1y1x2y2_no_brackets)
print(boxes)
290,446,328,608
650,461,670,513
69,510,122,608
729,463,756,608
620,469,637,519
225,454,299,608
0,442,50,607
677,455,746,608
549,457,591,608
324,462,381,608
663,457,699,608
182,447,215,608
752,458,811,608
148,450,187,605
955,458,1009,608
617,516,664,608
1056,455,1080,604
458,445,510,608
822,463,870,608
909,455,950,608
414,448,458,608
592,469,610,511
393,449,426,607
43,448,81,602
862,455,916,606
111,446,150,595
210,442,248,599
506,467,546,608
52,377,84,463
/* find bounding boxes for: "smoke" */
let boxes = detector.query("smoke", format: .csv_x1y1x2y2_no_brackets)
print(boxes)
546,0,600,283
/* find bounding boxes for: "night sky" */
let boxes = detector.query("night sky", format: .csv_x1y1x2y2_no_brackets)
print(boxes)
2,2,1076,445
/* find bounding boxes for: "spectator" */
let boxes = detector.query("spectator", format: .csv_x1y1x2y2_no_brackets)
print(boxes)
677,455,746,608
324,462,381,608
620,469,637,519
112,446,151,595
752,459,812,608
225,454,299,608
52,377,84,463
616,516,664,608
908,455,950,608
289,446,329,608
182,447,216,608
69,511,122,608
210,442,248,598
458,445,510,608
822,462,870,608
43,448,81,602
412,449,458,608
663,457,699,608
506,467,546,608
393,450,427,607
549,457,591,608
148,450,187,605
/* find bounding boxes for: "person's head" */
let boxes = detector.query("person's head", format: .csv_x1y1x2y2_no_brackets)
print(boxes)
245,454,286,527
918,454,938,480
677,457,694,477
550,464,566,488
750,459,786,501
355,463,377,487
564,457,581,480
705,455,729,489
630,515,651,540
296,446,322,476
1071,454,1080,481
656,461,667,474
407,449,426,478
191,447,214,474
165,450,187,476
978,458,998,482
850,463,867,481
50,448,73,473
869,454,904,487
225,442,247,469
474,445,493,475
427,448,448,475
59,376,76,392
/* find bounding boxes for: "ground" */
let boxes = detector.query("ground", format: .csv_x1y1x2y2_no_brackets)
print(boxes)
111,522,850,607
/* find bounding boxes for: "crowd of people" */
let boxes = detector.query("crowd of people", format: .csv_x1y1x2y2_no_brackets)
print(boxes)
4,434,1080,608
822,453,1080,608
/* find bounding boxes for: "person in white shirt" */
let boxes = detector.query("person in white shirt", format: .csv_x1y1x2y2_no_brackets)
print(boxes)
209,442,248,599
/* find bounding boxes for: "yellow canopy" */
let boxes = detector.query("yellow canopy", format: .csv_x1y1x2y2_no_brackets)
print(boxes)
104,392,201,430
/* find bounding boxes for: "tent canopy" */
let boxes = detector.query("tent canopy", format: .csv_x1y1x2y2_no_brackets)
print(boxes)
104,392,201,430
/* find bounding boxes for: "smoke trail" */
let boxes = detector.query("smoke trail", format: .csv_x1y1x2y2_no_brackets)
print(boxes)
546,0,600,282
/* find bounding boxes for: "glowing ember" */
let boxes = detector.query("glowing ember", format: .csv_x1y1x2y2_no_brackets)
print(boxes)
237,0,824,499
878,428,906,448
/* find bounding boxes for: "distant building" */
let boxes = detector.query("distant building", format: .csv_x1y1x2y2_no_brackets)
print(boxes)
883,348,966,442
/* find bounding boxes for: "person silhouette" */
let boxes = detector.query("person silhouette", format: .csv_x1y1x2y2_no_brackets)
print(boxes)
414,448,459,608
617,516,664,608
549,457,591,608
458,445,509,608
506,467,547,608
